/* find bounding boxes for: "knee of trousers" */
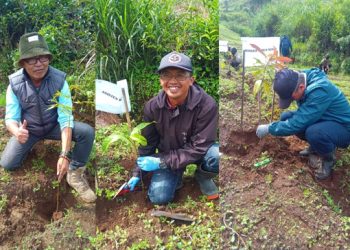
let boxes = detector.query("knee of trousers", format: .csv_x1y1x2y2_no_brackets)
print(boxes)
305,126,334,153
0,157,20,171
74,122,95,142
148,187,175,205
202,145,219,173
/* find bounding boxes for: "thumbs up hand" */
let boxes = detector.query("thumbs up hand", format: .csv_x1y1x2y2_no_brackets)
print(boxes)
16,119,29,144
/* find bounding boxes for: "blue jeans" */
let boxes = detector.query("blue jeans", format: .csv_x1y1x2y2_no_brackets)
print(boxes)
148,143,219,205
0,121,95,171
280,111,350,155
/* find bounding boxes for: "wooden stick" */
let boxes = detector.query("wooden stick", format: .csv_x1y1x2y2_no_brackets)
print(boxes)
121,87,131,130
240,50,246,130
56,183,60,212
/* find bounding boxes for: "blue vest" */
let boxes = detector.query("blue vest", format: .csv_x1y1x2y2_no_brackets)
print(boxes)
9,66,66,137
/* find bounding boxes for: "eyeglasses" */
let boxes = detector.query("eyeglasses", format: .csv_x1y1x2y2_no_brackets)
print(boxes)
24,55,50,65
160,72,191,82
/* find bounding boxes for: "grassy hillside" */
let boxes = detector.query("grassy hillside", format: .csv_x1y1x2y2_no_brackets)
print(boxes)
219,24,241,50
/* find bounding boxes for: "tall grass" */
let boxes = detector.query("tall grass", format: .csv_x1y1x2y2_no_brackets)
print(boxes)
95,0,219,119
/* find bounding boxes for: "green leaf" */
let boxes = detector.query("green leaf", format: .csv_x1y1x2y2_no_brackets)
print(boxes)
253,80,263,96
130,133,147,146
102,133,130,153
130,121,154,136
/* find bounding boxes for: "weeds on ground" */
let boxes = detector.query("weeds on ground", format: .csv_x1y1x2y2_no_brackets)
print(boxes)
0,194,8,212
89,226,128,249
322,190,342,214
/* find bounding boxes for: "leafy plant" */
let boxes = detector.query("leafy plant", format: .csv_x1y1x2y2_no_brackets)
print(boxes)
96,0,218,119
251,44,292,123
322,189,342,214
102,122,153,161
0,194,8,212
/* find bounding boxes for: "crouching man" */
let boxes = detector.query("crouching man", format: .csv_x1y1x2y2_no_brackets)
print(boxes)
127,52,219,204
0,32,96,203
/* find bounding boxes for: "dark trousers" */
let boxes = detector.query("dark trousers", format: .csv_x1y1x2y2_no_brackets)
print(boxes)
280,111,350,155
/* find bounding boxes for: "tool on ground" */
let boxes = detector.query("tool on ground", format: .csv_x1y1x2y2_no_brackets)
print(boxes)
151,210,194,223
52,183,63,221
112,182,141,199
254,158,271,168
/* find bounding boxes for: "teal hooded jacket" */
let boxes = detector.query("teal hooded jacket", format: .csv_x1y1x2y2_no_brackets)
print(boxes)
269,68,350,136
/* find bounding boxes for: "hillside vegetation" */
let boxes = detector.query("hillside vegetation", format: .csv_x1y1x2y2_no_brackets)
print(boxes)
220,0,350,73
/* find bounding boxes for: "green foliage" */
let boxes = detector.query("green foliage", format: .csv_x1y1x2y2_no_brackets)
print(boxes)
0,0,95,121
222,0,350,73
251,44,291,122
322,189,342,214
341,57,350,75
96,122,151,199
89,226,128,248
0,194,8,212
0,92,5,108
128,239,150,250
96,0,218,120
102,122,153,159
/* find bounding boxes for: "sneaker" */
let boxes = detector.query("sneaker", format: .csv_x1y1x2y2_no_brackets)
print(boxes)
67,167,97,203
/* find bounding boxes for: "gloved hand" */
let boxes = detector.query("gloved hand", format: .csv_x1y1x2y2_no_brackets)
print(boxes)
256,124,270,138
127,176,140,191
137,156,160,172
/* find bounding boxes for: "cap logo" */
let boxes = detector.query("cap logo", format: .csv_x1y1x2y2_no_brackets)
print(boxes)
28,35,39,42
168,54,181,64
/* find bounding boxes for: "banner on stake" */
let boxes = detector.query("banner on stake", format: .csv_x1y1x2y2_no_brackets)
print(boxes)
241,37,280,67
95,79,131,114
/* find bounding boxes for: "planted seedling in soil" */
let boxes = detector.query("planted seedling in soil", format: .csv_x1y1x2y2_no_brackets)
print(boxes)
48,90,73,220
102,121,153,196
250,44,292,123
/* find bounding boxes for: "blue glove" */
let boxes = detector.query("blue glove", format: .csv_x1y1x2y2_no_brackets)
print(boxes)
137,156,160,172
127,176,140,191
256,124,270,138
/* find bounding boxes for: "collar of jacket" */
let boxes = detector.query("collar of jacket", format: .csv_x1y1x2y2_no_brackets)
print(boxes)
156,83,203,110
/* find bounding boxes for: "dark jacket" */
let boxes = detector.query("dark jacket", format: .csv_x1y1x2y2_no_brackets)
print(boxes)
269,68,350,136
133,83,218,176
9,66,66,137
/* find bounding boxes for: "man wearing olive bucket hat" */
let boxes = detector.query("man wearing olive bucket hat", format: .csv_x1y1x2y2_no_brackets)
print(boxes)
0,32,96,203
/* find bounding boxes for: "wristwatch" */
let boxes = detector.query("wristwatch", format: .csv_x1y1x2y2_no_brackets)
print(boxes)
159,158,169,169
59,150,72,161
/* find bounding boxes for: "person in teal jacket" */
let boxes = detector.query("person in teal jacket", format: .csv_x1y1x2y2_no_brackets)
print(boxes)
256,68,350,179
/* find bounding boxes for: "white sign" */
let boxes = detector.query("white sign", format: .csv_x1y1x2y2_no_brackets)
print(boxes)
219,40,229,52
95,79,131,114
241,37,280,67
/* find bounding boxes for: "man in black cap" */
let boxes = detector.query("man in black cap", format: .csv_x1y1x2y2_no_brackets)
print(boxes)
0,32,96,203
256,68,350,179
126,51,219,204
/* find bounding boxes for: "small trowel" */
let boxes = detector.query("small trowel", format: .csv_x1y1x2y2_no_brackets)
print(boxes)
151,210,194,223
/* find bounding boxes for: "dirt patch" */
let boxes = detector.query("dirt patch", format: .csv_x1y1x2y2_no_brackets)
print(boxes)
0,141,96,249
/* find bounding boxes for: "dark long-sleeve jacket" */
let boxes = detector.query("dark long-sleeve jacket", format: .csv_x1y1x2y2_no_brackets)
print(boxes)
133,83,218,177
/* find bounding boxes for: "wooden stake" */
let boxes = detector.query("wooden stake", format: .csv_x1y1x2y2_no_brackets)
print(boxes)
56,183,60,212
121,87,132,130
240,50,246,130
